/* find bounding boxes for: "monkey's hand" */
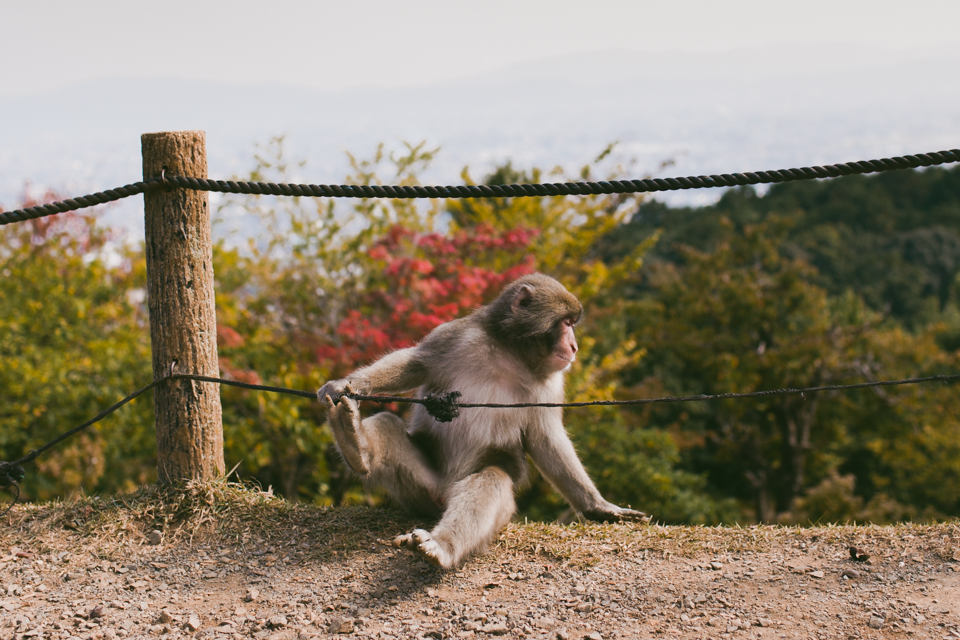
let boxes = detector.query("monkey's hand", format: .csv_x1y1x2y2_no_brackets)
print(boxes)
320,384,369,476
317,379,353,405
581,502,651,524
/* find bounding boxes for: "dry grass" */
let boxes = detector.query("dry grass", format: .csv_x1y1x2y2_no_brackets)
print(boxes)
3,480,959,567
1,480,420,559
494,519,960,568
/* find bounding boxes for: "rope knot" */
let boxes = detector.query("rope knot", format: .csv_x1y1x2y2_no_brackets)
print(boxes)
422,391,462,423
0,463,24,517
0,464,25,489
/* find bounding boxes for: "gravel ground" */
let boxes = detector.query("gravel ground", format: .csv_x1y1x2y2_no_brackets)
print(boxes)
1,486,958,640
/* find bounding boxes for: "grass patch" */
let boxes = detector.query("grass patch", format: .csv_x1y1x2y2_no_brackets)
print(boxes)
2,480,958,568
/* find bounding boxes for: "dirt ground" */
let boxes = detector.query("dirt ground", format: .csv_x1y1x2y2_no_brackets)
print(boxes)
1,484,958,640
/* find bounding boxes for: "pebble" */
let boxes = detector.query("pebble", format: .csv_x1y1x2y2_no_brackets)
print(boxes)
328,617,355,634
536,617,556,629
186,614,201,631
809,570,825,579
868,615,885,629
841,568,860,579
146,531,163,545
481,622,509,635
268,615,288,628
245,587,260,602
849,546,870,562
710,561,723,570
584,633,603,640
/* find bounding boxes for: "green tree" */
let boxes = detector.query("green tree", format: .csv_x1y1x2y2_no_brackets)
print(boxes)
625,213,960,522
605,166,960,329
629,217,871,520
0,202,153,500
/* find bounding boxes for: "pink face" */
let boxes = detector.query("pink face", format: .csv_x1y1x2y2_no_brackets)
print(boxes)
550,318,579,372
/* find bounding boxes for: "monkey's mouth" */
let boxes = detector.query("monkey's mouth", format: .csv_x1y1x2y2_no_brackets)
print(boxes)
552,353,576,369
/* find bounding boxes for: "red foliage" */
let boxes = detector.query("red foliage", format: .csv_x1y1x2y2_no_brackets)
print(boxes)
318,224,537,368
218,357,263,385
217,324,246,349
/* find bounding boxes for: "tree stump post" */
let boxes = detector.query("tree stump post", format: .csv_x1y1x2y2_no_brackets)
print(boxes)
141,131,224,483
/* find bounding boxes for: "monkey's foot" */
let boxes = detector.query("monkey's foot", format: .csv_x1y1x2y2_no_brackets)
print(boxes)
391,529,453,569
323,391,368,475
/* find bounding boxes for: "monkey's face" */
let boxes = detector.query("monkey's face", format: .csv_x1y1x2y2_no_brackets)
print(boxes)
483,273,584,377
547,318,578,372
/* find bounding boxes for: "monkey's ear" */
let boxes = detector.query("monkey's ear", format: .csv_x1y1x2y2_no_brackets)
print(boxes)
511,284,534,313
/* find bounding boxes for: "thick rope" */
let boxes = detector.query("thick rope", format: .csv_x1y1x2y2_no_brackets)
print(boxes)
2,149,958,226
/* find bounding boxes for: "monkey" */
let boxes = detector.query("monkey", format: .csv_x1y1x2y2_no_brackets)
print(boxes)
317,273,648,568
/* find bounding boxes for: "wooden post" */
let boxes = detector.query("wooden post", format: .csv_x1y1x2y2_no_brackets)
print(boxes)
141,131,225,483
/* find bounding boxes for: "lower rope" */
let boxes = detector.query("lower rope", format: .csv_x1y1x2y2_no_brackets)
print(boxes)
2,370,959,516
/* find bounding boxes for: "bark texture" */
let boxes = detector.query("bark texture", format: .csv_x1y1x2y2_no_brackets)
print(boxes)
142,131,224,483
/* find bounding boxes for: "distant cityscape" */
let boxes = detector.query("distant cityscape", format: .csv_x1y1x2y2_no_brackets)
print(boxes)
3,46,958,239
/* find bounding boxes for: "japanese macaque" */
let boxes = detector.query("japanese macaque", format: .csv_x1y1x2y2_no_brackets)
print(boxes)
317,273,647,568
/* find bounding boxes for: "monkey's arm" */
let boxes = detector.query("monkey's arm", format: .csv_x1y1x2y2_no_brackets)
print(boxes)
525,415,649,523
318,347,429,402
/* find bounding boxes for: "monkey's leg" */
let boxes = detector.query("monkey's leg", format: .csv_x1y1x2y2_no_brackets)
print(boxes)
327,403,441,517
325,394,441,515
362,412,444,516
323,394,368,475
393,466,515,569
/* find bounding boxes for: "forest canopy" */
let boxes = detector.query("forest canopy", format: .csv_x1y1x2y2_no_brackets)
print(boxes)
2,142,959,525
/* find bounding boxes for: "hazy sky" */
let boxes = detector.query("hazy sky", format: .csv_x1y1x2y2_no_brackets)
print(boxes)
3,0,959,96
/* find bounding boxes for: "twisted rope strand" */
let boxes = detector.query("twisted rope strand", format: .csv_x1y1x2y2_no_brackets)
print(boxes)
2,149,957,225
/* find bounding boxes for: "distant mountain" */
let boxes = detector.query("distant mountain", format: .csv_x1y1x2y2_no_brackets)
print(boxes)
2,45,958,237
